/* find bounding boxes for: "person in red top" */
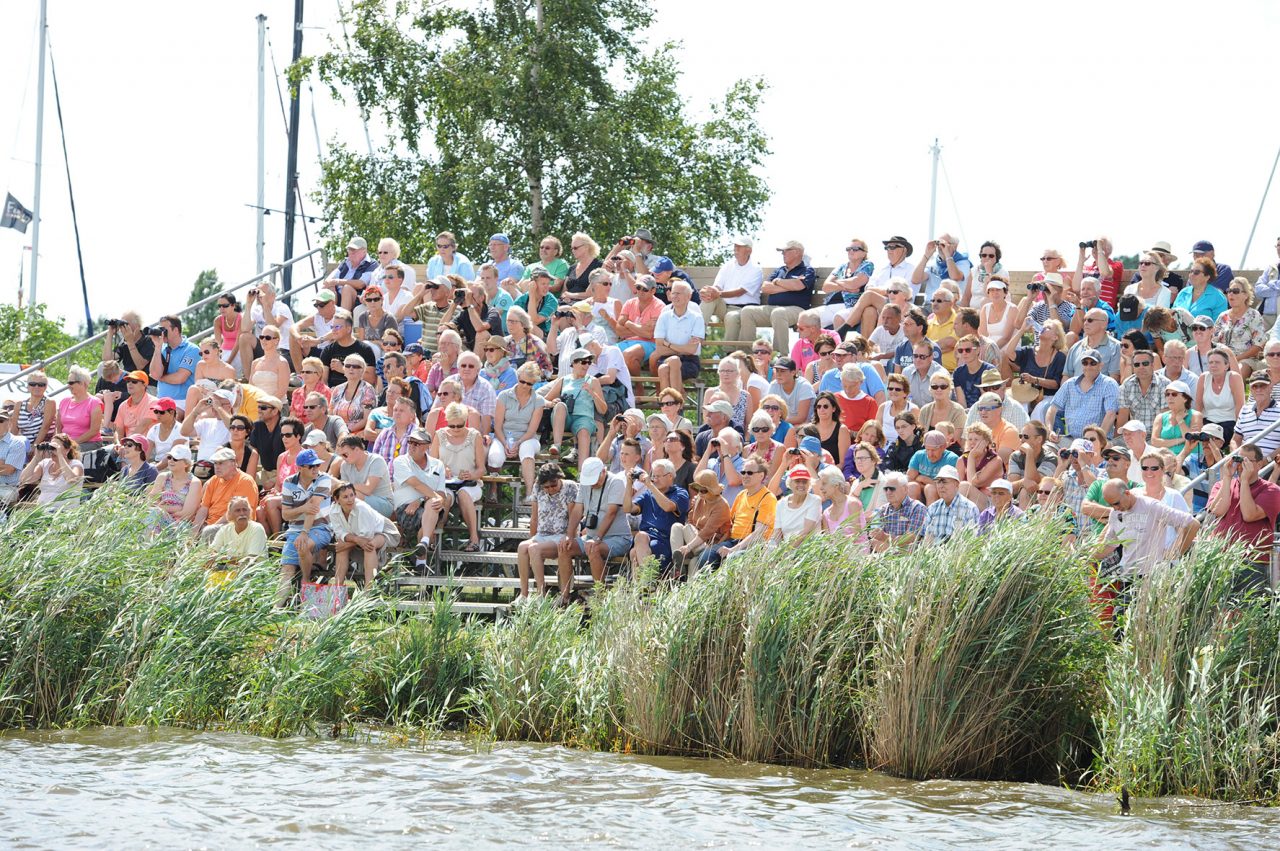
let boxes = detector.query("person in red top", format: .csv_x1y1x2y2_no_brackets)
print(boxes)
835,364,878,433
611,275,665,375
1207,444,1280,593
1075,237,1125,309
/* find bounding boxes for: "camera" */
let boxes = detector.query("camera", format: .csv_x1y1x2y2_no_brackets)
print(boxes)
454,289,467,305
620,237,635,247
145,326,164,337
614,415,626,425
36,441,55,452
1184,432,1202,442
424,282,440,290
709,438,720,447
555,309,574,319
1079,240,1097,249
1027,282,1046,293
584,512,599,529
788,447,802,456
629,469,644,481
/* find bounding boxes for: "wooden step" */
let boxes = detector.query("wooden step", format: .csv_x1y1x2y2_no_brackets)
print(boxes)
438,549,519,565
393,574,598,589
395,599,511,618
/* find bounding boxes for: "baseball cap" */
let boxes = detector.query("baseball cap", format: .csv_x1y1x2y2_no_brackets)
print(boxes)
649,256,675,275
1119,420,1147,434
633,275,656,291
990,478,1013,492
776,239,804,252
121,433,150,455
295,448,322,467
569,348,592,363
527,264,552,280
732,236,753,248
1040,272,1065,288
1118,294,1144,321
488,233,511,245
935,465,960,481
407,426,433,444
923,430,948,447
570,300,594,315
210,447,237,463
1250,373,1272,387
1079,348,1102,364
302,429,328,447
1103,445,1132,459
168,444,193,462
256,395,283,410
773,357,798,372
1070,438,1094,454
213,389,236,404
704,400,734,419
578,456,606,487
405,342,426,356
346,236,367,251
125,370,150,384
977,392,1003,407
152,398,178,413
1191,240,1214,253
1201,423,1225,441
786,465,812,482
799,435,823,455
1165,380,1192,397
313,290,336,305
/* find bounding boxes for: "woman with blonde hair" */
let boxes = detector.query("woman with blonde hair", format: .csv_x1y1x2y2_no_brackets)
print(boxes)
249,324,291,399
290,356,330,420
1124,251,1171,308
433,401,487,552
12,370,55,457
19,432,83,511
958,422,1003,508
759,393,796,448
148,444,203,530
57,366,104,452
918,371,967,435
488,361,545,496
504,305,554,378
1212,276,1267,377
877,373,916,446
184,337,238,413
562,232,603,303
1004,317,1067,408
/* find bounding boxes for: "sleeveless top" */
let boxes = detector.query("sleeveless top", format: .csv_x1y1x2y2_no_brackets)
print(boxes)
824,498,864,538
219,313,242,352
439,429,479,478
17,399,48,449
818,421,841,461
151,472,193,532
562,376,596,420
880,402,909,445
1158,409,1193,455
1200,374,1237,422
727,387,749,431
250,365,282,398
981,300,1014,341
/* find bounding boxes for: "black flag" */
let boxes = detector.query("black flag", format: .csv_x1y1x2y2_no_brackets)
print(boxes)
1,193,33,233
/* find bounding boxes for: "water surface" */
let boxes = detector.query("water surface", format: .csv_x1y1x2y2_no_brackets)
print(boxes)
1,728,1275,848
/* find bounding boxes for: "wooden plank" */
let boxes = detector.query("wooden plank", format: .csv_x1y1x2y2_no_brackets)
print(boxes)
393,574,597,588
395,600,511,617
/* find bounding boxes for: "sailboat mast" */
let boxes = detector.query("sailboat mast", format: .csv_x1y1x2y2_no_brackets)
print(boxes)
30,0,48,306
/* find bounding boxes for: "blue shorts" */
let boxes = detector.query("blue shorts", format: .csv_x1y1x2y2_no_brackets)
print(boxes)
568,413,598,436
283,525,334,565
574,534,633,559
617,340,656,360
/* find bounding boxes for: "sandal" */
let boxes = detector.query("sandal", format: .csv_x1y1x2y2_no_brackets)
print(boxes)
461,541,483,553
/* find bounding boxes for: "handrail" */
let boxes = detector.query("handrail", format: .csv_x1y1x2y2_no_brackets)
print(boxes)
0,248,327,392
1180,404,1280,495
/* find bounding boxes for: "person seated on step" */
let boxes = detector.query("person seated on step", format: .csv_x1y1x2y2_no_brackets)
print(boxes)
278,448,334,603
209,495,268,567
596,409,651,475
390,426,449,571
515,462,579,601
625,459,689,579
329,482,401,588
432,402,486,554
556,457,633,607
541,348,607,464
486,361,546,499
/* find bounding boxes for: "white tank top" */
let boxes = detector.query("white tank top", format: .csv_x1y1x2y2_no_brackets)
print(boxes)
982,301,1014,342
1200,373,1237,422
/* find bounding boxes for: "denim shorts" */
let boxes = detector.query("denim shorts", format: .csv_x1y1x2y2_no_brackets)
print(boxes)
283,524,334,565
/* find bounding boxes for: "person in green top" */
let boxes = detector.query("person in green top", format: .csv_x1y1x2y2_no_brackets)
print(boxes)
1080,446,1138,532
514,266,560,338
522,235,570,291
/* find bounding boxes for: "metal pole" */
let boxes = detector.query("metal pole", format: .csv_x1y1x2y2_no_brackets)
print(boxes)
1241,141,1280,268
30,0,48,306
281,0,304,296
927,139,940,241
256,14,267,275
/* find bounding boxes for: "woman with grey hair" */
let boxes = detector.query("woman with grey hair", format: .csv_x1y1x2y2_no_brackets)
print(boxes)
503,305,554,379
57,366,105,452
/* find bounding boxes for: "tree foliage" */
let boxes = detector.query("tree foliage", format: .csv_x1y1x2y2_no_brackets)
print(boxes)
308,0,770,265
0,304,99,378
184,269,222,337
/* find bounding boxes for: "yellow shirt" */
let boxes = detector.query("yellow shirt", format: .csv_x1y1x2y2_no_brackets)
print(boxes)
236,382,267,423
927,314,957,371
730,487,777,540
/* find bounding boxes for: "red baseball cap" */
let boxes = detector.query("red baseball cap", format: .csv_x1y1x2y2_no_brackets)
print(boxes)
152,398,178,413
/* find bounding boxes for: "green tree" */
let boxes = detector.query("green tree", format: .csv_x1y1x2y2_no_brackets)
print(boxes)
307,0,769,265
0,303,98,378
184,269,222,337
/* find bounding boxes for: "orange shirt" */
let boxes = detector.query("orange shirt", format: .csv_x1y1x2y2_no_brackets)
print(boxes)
201,470,260,525
729,487,777,540
988,417,1020,456
113,393,158,438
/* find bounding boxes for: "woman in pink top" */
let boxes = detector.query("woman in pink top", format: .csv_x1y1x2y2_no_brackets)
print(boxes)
817,465,865,544
56,366,104,452
214,293,245,375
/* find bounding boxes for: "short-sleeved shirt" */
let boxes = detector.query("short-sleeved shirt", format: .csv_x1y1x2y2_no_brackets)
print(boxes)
425,252,475,281
765,262,816,309
114,336,157,377
201,470,260,526
513,291,559,337
636,486,690,543
157,340,201,404
211,521,269,559
1050,375,1120,439
1235,399,1280,456
774,492,823,539
1172,285,1228,323
281,472,334,532
575,471,631,539
1103,493,1195,576
317,340,378,388
926,314,958,370
767,379,816,419
1207,477,1280,563
1064,336,1121,379
391,454,446,507
908,449,959,479
951,361,995,407
923,494,981,541
1118,374,1170,433
729,487,777,540
533,480,579,536
712,259,764,306
618,297,665,343
341,453,392,503
874,497,927,539
654,304,705,352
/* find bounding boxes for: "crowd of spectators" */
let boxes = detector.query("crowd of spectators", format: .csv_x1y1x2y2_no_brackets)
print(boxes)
3,230,1279,605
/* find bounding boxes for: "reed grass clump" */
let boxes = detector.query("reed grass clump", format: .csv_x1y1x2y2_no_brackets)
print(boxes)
1094,535,1280,802
869,519,1107,781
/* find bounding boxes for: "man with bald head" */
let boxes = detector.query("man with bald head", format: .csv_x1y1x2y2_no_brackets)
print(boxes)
1098,477,1198,581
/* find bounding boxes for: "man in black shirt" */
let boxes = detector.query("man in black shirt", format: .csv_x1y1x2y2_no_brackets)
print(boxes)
316,308,377,388
249,395,286,483
101,312,156,380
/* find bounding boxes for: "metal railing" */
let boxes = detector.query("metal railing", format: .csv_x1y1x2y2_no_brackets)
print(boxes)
0,248,328,394
1179,407,1280,496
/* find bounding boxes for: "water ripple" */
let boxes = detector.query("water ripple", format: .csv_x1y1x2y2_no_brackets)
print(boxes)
1,728,1276,849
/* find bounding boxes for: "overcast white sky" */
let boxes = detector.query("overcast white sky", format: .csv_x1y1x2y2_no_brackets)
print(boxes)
2,0,1279,334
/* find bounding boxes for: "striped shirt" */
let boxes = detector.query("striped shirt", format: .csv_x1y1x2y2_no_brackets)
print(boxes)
1235,398,1280,455
281,472,333,532
873,497,927,540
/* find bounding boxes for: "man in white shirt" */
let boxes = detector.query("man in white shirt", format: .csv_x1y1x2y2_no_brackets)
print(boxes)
390,427,450,570
703,237,764,334
841,237,918,338
329,481,402,586
653,282,706,395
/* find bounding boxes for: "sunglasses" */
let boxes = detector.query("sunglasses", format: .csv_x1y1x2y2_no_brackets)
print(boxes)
1037,489,1054,496
1039,256,1058,262
382,340,401,347
929,384,949,391
955,347,974,354
1132,361,1152,368
365,297,383,302
229,424,248,431
885,243,904,250
518,380,535,387
126,379,145,385
303,405,319,410
979,253,996,259
1227,289,1244,295
344,363,364,369
762,404,781,412
660,400,680,407
977,405,1001,412
27,381,47,387
282,432,299,439
753,349,771,355
882,485,898,493
741,469,763,477
750,426,771,434
447,423,466,430
259,335,277,341
912,354,931,360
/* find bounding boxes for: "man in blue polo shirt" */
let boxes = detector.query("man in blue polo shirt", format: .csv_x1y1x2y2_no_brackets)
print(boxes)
147,314,200,414
911,233,971,301
734,239,815,354
652,281,705,395
488,233,525,286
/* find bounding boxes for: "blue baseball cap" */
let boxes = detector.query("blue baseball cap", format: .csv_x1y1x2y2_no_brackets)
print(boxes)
1192,240,1214,253
296,449,322,467
650,256,675,275
799,436,823,455
405,342,426,356
489,233,511,245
